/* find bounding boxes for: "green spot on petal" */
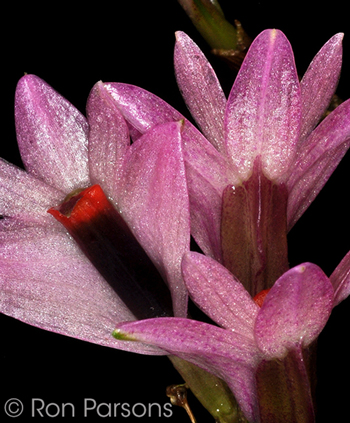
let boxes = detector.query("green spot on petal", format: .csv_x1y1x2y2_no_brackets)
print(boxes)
112,329,137,341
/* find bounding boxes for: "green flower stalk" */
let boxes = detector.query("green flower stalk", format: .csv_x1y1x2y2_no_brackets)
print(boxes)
178,0,251,68
178,0,238,50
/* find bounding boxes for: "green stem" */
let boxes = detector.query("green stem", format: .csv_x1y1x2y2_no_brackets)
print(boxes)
169,356,247,423
177,0,238,50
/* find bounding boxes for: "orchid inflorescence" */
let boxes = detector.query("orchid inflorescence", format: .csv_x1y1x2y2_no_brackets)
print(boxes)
1,24,349,423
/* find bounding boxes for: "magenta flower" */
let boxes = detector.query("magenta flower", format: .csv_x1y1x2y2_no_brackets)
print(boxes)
0,74,190,353
114,250,350,422
102,29,350,296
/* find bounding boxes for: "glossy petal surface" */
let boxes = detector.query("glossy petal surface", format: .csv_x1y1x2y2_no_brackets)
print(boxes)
255,263,334,358
86,82,130,202
102,83,231,192
0,227,163,354
225,29,301,181
15,75,90,192
182,252,259,335
2,75,189,354
300,33,343,140
118,122,190,317
0,159,64,228
103,82,233,259
287,99,350,229
174,31,226,152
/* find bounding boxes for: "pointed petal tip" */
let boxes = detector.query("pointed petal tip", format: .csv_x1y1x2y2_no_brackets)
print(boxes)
326,32,344,56
175,30,185,40
87,80,117,116
89,80,104,92
16,73,39,84
15,74,58,99
251,29,292,55
267,28,280,39
175,30,191,44
322,32,344,54
88,80,113,104
15,74,42,96
174,28,227,152
333,32,344,42
257,28,286,41
112,328,136,341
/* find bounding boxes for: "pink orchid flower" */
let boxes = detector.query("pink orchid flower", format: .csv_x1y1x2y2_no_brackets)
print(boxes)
101,29,350,295
99,28,350,421
0,74,190,353
114,249,350,422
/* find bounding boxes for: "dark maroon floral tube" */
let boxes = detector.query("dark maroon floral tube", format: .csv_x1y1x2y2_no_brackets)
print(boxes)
48,184,173,319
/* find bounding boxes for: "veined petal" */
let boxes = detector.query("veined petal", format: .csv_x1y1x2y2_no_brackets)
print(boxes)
300,33,343,141
186,169,224,260
0,227,163,355
182,252,259,335
15,74,90,192
102,83,231,191
180,124,232,260
174,31,226,153
103,83,183,131
225,29,301,181
103,82,233,259
0,159,64,228
86,82,130,202
118,122,190,317
331,250,350,307
114,318,260,422
255,263,334,359
287,99,350,229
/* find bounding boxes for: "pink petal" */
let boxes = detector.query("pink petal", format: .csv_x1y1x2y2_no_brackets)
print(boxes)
300,33,343,141
331,250,350,307
182,130,232,260
0,227,163,355
15,74,90,193
225,29,301,181
174,31,227,153
182,252,259,335
186,171,223,260
102,83,230,191
287,99,350,229
114,317,260,422
118,122,190,317
86,81,130,202
255,263,334,358
103,82,232,260
0,159,64,228
103,83,183,131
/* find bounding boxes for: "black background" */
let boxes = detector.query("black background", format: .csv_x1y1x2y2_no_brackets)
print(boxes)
2,1,349,421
